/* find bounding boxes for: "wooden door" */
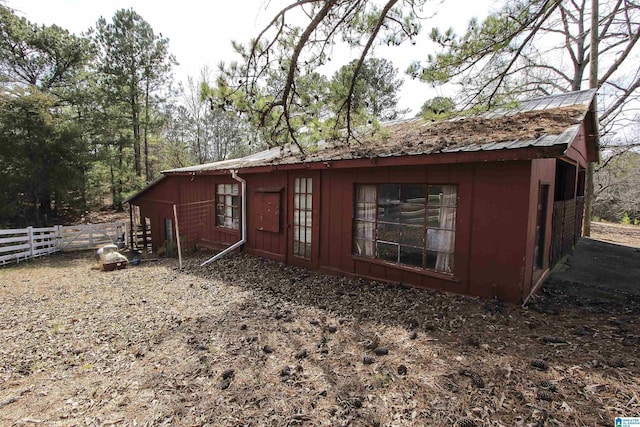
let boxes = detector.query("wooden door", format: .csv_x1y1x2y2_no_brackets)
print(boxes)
288,172,320,268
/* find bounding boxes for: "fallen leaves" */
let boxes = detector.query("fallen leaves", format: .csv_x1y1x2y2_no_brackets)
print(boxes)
0,251,637,426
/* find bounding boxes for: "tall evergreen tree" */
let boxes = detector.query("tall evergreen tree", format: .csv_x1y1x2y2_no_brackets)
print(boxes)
91,8,175,183
329,57,406,122
0,5,91,226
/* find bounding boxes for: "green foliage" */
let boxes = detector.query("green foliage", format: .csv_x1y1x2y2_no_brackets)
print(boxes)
0,89,88,226
417,0,545,91
416,0,640,122
0,4,92,92
212,52,406,149
417,96,456,119
216,1,431,147
88,8,177,208
91,8,176,183
621,212,631,225
0,5,263,224
0,5,93,226
328,57,406,123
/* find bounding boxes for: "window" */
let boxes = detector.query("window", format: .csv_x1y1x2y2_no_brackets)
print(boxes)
293,177,312,259
353,184,457,274
216,183,239,229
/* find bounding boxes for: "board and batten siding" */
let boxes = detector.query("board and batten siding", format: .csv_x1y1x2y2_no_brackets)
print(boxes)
304,161,532,301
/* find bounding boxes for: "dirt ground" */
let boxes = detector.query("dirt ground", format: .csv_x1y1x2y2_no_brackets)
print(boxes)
1,240,638,426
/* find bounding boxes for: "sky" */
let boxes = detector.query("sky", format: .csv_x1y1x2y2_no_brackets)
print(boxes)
7,0,495,115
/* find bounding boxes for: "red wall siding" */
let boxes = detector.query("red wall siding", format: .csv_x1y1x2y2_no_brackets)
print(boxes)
133,159,540,302
320,170,358,273
136,178,178,251
138,202,174,251
245,172,288,260
134,174,241,252
314,161,530,301
523,158,557,296
565,124,591,167
176,175,239,248
460,161,531,301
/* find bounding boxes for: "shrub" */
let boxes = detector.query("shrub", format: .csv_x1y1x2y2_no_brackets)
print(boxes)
621,212,631,225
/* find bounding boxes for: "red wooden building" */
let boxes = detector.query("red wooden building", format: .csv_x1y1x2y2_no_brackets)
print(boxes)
128,89,598,303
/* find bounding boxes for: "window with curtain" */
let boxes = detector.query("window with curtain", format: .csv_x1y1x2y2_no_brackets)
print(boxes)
353,184,457,274
353,185,376,258
216,183,239,229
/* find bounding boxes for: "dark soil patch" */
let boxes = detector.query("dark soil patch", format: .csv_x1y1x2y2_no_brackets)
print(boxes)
528,277,640,315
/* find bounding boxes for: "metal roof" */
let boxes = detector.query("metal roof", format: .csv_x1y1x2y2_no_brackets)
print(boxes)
163,89,597,174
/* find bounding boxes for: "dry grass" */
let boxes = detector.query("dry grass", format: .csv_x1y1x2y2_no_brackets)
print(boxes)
591,221,640,248
1,249,638,426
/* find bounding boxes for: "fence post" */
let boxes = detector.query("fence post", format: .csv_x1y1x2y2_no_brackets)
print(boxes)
88,224,94,247
117,222,124,246
27,226,34,260
55,225,61,253
59,225,64,251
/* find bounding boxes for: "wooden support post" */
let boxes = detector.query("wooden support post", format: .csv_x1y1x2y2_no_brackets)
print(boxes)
129,205,134,249
142,217,148,252
173,204,183,269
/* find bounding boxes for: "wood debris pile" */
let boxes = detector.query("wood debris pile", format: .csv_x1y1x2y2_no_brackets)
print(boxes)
0,249,638,425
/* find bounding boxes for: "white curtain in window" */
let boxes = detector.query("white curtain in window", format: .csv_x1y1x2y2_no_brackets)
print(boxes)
354,223,375,256
357,185,376,203
435,185,457,272
354,185,376,257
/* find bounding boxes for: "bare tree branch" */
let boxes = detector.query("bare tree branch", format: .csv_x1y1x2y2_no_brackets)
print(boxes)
486,0,562,106
598,26,640,84
601,74,640,122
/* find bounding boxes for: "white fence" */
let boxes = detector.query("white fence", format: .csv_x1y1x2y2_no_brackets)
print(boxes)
0,222,126,266
57,222,125,251
0,226,59,265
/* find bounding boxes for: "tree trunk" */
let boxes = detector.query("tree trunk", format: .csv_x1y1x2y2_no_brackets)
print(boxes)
584,0,599,237
109,162,117,210
144,76,151,182
132,92,142,178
